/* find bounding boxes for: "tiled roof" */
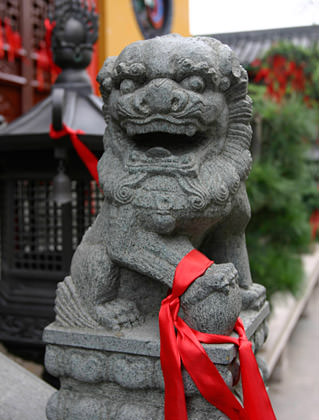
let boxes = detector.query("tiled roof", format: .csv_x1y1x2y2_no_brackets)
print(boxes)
206,25,319,64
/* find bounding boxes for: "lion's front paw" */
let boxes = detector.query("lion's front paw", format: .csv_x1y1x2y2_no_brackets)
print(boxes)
241,283,266,310
96,298,144,330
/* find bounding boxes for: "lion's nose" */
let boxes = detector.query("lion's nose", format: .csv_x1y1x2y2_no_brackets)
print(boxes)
134,79,187,115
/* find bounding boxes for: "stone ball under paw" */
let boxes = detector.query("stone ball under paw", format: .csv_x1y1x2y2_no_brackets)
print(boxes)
182,281,242,335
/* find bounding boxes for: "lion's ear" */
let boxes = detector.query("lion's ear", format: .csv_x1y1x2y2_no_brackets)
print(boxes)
97,56,117,101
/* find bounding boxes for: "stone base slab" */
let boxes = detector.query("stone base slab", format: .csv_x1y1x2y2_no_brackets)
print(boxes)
43,303,269,420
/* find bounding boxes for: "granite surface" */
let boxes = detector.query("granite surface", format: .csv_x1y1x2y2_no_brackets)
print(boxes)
44,33,270,420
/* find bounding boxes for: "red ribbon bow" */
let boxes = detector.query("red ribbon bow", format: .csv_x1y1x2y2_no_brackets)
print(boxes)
159,249,276,420
50,123,99,184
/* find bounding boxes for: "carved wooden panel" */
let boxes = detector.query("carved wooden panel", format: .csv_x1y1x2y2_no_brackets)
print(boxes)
0,1,20,32
0,0,54,123
32,0,52,50
0,85,21,122
0,58,20,75
0,0,21,79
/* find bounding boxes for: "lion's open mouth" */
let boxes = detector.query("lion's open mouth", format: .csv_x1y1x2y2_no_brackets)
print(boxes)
130,132,207,156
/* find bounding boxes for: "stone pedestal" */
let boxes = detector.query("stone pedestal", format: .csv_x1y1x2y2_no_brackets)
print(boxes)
43,303,269,420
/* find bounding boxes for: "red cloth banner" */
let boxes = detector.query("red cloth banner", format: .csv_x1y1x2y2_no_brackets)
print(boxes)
35,19,61,90
159,249,276,420
0,19,4,59
4,17,21,62
310,209,319,240
50,123,99,184
35,19,61,89
44,19,61,80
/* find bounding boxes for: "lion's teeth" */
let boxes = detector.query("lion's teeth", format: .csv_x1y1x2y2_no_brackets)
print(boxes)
186,126,196,136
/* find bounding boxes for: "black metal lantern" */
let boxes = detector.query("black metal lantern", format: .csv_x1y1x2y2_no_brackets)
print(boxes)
0,0,104,357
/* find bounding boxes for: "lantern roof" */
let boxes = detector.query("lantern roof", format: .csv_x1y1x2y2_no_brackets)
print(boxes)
0,86,104,151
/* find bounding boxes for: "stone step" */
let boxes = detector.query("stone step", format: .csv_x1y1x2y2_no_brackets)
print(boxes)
0,352,55,420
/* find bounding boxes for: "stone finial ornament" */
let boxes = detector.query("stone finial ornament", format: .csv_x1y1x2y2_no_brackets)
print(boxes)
54,34,266,335
49,0,98,70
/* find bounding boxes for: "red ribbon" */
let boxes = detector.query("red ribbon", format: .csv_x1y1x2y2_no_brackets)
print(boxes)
159,249,276,420
50,123,99,184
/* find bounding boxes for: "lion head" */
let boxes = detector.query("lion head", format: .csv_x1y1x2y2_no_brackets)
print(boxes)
97,35,252,232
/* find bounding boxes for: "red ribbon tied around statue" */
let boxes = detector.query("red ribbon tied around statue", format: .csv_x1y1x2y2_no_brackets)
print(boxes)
50,123,99,184
159,249,276,420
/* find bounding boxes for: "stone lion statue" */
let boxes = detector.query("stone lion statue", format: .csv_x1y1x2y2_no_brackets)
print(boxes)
55,34,265,334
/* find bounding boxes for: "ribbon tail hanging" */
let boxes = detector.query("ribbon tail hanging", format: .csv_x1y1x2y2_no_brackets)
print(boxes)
49,124,99,185
235,319,276,420
159,297,188,420
69,131,99,184
238,342,276,418
176,317,247,420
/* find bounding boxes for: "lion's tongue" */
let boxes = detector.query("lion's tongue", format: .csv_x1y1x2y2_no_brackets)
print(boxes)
146,147,172,158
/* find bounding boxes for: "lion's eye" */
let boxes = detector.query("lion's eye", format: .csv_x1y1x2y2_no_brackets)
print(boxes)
120,79,136,94
181,75,205,93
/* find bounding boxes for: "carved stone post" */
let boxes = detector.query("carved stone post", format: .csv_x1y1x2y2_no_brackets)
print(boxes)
44,34,269,420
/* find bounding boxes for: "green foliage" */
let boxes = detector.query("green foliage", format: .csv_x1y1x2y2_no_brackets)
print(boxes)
246,93,315,299
247,163,310,250
246,238,304,298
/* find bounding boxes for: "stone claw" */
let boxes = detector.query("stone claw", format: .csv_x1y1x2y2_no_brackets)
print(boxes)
241,283,266,310
96,298,143,330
